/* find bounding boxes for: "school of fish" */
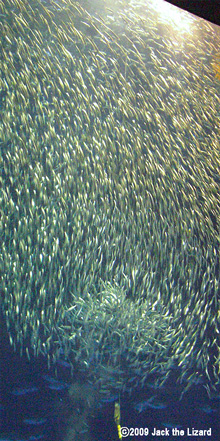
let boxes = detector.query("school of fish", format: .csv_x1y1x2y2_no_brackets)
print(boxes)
1,0,220,397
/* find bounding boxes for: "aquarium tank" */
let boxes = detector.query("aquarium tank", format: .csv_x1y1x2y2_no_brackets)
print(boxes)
0,0,220,440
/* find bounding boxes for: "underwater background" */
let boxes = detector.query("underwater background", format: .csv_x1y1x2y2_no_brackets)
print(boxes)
1,318,220,441
1,0,220,440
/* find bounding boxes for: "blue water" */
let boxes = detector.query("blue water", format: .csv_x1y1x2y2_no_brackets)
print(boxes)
1,315,220,441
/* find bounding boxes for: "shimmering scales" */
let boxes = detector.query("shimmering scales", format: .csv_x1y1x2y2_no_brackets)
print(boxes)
1,0,220,395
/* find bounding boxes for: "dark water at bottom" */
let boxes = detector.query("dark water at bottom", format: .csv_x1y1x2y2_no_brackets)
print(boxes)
1,315,220,441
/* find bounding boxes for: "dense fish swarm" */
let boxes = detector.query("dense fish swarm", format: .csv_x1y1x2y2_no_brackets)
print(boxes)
1,0,220,395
